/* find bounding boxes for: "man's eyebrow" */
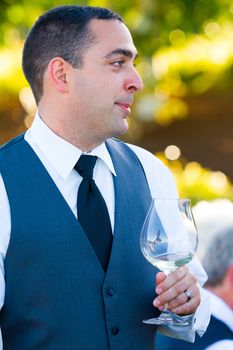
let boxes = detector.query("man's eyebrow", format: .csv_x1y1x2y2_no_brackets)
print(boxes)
104,49,138,60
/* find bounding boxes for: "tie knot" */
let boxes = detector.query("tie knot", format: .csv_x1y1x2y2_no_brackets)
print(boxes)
74,155,97,180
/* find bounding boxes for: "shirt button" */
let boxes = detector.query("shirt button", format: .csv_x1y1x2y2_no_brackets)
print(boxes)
111,326,119,336
107,288,115,297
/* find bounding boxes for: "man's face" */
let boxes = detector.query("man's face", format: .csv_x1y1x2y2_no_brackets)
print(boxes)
68,19,143,143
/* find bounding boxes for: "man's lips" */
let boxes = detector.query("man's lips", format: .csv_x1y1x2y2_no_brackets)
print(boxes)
115,102,132,114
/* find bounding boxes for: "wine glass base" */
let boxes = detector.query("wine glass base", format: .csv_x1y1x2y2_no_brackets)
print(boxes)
143,315,189,326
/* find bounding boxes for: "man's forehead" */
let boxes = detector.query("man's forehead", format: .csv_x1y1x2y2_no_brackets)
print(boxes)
88,19,137,52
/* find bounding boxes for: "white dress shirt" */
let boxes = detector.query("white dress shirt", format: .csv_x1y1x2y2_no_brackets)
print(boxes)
204,290,233,350
0,112,210,346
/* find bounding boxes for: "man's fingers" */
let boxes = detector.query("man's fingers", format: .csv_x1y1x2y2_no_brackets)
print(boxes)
155,266,190,300
157,272,193,304
156,266,188,294
155,271,166,288
168,284,199,310
170,292,201,315
153,266,201,315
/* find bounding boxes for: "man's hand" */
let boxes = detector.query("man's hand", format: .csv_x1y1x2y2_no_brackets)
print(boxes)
153,266,201,315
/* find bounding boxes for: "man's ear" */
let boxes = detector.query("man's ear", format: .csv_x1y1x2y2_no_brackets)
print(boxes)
47,57,69,93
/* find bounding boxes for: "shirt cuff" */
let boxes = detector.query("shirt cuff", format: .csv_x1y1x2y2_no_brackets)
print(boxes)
193,287,211,337
157,287,211,342
157,313,196,342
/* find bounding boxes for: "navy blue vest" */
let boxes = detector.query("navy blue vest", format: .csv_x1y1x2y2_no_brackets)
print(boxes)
156,315,233,350
0,135,159,350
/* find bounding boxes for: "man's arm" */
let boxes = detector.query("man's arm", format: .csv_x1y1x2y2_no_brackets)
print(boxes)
127,143,211,341
0,174,11,349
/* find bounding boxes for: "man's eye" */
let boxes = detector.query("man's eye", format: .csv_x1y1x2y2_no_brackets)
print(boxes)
111,60,124,68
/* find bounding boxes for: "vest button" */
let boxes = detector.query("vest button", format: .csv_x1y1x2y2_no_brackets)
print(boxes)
111,326,119,335
107,288,115,297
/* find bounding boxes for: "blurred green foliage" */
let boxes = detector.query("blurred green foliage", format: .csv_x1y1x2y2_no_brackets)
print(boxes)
1,0,233,119
157,152,233,204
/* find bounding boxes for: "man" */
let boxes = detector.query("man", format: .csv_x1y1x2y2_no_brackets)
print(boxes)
0,6,209,349
156,217,233,349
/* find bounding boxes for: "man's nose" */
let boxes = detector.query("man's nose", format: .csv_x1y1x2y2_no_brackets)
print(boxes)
124,68,143,93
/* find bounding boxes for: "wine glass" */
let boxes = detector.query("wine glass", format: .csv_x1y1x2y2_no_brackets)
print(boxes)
140,198,198,326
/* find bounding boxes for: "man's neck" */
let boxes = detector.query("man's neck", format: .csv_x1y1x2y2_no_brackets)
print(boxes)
37,109,105,152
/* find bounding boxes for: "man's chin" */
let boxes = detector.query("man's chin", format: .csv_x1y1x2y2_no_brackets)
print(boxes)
112,123,129,138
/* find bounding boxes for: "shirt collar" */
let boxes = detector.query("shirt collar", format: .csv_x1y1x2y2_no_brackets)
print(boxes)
29,111,116,179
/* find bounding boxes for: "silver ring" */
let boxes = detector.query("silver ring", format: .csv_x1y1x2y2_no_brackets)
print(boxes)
184,289,192,302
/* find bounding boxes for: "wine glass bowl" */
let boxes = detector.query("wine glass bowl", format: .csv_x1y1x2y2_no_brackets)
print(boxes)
140,198,198,326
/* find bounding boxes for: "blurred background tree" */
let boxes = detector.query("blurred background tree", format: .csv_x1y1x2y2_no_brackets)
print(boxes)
1,0,233,203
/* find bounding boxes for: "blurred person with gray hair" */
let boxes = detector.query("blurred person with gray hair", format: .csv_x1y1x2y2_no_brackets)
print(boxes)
201,228,233,350
156,199,233,350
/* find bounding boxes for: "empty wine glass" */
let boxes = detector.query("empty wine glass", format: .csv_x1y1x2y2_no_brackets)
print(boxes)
140,198,198,326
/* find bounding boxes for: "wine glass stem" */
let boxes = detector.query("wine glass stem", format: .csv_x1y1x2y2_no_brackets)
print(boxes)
164,303,169,313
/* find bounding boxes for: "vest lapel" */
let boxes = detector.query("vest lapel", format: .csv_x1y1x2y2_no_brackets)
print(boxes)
105,139,152,276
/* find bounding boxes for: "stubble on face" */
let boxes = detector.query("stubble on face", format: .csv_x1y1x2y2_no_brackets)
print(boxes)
65,19,141,150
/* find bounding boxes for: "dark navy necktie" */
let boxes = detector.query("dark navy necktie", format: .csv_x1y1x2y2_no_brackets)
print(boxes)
74,155,112,271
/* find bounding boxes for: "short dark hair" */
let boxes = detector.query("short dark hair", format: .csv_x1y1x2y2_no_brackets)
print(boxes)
22,5,122,104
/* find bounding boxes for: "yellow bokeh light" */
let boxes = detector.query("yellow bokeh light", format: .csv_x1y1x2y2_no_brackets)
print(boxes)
124,9,144,30
184,162,202,185
24,114,35,129
152,54,169,79
209,172,228,191
136,61,152,80
19,87,36,114
155,97,188,125
204,21,221,38
169,29,186,46
210,44,229,64
152,21,233,84
165,145,181,160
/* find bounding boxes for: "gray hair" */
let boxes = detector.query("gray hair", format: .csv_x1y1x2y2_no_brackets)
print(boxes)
202,227,233,286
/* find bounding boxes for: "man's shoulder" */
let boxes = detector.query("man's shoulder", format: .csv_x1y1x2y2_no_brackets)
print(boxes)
126,142,170,172
107,138,170,174
125,142,178,198
106,138,161,163
109,138,169,171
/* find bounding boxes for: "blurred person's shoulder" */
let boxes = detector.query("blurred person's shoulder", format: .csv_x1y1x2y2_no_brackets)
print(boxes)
193,199,233,259
205,339,233,350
